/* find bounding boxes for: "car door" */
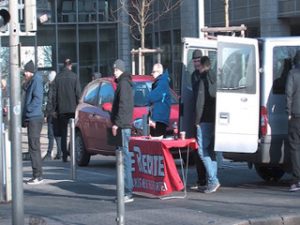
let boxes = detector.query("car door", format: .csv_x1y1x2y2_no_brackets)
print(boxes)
94,81,115,152
80,82,101,151
180,37,217,138
215,36,259,153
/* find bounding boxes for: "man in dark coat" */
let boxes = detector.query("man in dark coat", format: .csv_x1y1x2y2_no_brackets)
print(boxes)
286,51,300,192
53,59,81,162
111,59,134,203
44,71,62,160
22,60,44,185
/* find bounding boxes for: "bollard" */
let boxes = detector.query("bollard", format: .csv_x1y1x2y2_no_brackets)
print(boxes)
4,128,11,202
69,118,76,180
0,124,4,202
116,149,125,225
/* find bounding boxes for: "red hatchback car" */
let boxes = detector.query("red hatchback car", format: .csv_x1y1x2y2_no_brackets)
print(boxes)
75,75,179,166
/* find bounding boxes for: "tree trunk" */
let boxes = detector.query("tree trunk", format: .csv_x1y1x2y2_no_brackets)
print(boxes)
140,0,145,75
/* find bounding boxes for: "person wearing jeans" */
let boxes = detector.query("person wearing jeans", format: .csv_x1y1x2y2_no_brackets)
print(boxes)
118,128,133,196
111,59,134,203
193,56,220,193
197,123,219,191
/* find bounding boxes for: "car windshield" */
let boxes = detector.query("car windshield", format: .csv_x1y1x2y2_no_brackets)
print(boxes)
133,81,178,107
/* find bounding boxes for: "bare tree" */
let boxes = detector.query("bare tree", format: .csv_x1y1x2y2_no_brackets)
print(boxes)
119,0,181,49
116,0,182,74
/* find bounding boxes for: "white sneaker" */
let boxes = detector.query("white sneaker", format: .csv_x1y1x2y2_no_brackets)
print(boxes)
26,177,44,185
115,195,134,203
124,195,134,203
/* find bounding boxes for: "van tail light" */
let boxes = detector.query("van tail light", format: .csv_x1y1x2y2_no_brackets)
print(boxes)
260,106,268,137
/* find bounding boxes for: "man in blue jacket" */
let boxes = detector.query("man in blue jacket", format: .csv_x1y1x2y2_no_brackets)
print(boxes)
147,63,171,137
22,60,44,185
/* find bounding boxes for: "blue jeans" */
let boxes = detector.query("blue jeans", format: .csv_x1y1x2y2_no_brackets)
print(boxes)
117,128,133,196
197,123,219,186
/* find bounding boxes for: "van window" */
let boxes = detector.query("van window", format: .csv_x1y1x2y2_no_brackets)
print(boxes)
272,46,300,94
185,48,217,89
218,44,256,94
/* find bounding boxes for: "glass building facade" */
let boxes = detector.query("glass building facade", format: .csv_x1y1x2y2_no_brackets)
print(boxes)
1,0,300,91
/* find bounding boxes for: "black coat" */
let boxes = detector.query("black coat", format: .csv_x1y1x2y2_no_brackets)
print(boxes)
191,70,216,125
286,67,300,117
54,68,81,115
111,72,134,129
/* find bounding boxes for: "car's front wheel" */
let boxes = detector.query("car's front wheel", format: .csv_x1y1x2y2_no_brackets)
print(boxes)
75,131,91,166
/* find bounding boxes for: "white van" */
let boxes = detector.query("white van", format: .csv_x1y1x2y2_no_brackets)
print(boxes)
180,36,300,181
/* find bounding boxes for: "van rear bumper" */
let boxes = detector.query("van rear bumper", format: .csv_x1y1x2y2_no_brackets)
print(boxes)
222,134,289,165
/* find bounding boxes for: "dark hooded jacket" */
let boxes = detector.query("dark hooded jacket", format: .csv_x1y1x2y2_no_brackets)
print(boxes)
191,69,216,125
286,66,300,117
111,72,134,129
147,70,171,126
22,72,44,121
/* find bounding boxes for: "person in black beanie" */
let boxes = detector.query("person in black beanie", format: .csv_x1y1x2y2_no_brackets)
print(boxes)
22,60,45,185
111,59,134,203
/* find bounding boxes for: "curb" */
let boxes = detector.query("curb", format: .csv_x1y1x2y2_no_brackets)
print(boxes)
236,214,300,225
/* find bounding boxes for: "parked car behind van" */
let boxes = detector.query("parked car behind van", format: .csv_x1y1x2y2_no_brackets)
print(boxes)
75,75,179,166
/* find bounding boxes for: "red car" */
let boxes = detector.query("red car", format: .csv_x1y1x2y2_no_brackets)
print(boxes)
75,75,179,166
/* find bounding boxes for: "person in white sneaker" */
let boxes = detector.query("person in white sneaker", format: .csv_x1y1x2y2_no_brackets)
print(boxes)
193,56,220,194
286,51,300,192
22,60,44,185
111,59,134,203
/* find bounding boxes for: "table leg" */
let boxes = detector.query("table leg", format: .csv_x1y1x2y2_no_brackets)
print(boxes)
160,147,190,200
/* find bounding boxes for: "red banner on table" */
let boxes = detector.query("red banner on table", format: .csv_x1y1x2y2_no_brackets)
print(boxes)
129,137,197,196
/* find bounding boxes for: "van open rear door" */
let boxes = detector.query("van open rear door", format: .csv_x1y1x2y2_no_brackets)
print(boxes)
215,36,259,153
180,38,217,138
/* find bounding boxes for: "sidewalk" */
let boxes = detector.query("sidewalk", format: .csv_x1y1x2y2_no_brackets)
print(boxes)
1,124,300,225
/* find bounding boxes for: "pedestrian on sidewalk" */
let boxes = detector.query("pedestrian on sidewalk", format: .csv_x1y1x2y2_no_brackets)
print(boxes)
286,50,300,192
22,60,44,185
53,59,81,162
44,70,62,160
111,59,134,203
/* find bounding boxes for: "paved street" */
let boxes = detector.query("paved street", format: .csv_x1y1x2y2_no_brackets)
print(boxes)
1,124,300,225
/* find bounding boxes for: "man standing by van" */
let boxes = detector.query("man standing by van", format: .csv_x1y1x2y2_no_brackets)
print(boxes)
194,56,220,193
190,49,207,190
286,51,300,192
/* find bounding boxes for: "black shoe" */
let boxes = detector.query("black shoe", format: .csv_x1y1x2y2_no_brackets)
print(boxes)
43,153,51,161
54,155,61,160
26,177,44,185
62,155,68,162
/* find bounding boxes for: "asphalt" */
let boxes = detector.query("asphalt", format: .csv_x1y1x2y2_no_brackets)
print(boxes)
0,124,300,225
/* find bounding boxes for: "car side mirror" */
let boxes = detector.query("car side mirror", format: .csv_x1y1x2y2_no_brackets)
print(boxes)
102,102,112,112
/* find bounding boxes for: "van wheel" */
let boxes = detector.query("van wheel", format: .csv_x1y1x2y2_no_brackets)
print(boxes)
254,164,285,182
75,131,91,166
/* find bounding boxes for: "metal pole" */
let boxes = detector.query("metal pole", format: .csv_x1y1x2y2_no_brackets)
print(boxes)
138,48,142,75
9,0,24,224
198,0,205,39
0,35,4,203
142,114,148,136
116,149,124,225
69,118,76,180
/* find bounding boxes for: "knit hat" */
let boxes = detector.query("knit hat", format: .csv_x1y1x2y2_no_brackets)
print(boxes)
48,71,56,82
24,60,35,73
113,59,125,72
192,49,203,59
